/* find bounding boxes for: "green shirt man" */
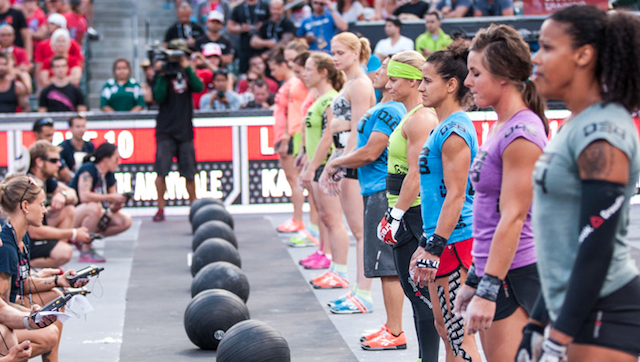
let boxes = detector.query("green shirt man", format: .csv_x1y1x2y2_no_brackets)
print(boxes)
415,13,452,58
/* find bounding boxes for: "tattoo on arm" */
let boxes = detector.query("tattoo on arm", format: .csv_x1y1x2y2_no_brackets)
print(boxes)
80,172,92,193
0,274,11,303
578,141,615,179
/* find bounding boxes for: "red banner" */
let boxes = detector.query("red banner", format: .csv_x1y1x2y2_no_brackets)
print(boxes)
0,132,7,167
523,0,608,15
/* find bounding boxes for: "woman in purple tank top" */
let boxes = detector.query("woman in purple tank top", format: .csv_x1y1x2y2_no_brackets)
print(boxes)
451,24,549,361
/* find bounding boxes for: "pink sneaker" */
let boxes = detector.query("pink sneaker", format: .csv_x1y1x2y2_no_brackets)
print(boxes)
302,252,330,269
299,250,322,266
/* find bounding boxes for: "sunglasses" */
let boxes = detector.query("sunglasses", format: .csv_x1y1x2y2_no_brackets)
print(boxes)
44,158,60,164
19,177,38,207
36,118,54,127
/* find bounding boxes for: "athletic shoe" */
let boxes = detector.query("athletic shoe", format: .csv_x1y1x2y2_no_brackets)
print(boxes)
360,324,388,342
330,293,373,314
361,330,407,351
302,253,330,269
299,250,321,265
311,271,349,289
327,293,350,308
152,209,165,222
277,218,304,233
78,247,106,263
287,234,316,248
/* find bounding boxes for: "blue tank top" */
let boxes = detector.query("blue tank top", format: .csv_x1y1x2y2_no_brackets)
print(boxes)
356,101,406,196
419,111,478,243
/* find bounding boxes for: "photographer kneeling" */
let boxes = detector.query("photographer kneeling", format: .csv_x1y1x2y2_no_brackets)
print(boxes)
0,175,88,362
70,143,132,263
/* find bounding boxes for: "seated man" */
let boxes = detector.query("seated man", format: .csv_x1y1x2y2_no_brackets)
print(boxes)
434,0,473,18
473,0,513,16
28,140,92,268
69,143,132,263
241,79,273,109
199,69,241,111
59,115,95,173
415,12,453,58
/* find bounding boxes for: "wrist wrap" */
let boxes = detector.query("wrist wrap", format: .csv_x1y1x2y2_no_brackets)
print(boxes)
465,263,480,289
424,233,447,257
475,273,502,302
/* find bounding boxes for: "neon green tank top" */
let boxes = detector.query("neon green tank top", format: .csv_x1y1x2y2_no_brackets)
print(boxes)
386,105,423,208
305,89,338,162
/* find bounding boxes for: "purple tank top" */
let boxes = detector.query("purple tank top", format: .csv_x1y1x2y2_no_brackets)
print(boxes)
470,110,547,276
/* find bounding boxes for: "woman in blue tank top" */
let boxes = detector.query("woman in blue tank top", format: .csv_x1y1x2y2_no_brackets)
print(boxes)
410,42,482,361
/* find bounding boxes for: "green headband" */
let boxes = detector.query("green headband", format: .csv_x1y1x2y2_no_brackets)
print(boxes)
387,60,422,80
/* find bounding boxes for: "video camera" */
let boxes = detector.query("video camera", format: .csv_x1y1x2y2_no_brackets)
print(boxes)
147,43,185,76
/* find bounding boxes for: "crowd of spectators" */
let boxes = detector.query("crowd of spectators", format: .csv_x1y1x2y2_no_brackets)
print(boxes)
0,0,524,115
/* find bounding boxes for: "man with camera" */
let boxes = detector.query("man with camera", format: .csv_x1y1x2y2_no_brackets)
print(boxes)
199,69,241,111
152,39,204,222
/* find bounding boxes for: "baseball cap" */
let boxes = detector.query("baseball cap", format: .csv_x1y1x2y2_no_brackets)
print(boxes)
47,13,67,28
207,11,225,23
168,38,192,55
202,43,222,57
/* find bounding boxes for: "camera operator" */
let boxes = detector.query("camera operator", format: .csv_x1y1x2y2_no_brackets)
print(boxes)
199,69,240,111
151,39,203,222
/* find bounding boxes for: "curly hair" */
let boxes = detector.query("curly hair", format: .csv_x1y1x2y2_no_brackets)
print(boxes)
550,5,640,112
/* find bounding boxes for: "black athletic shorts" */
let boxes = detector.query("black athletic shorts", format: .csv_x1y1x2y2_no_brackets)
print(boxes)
314,165,325,182
30,240,59,260
363,191,396,277
344,168,358,180
573,276,640,356
494,263,540,321
155,136,197,179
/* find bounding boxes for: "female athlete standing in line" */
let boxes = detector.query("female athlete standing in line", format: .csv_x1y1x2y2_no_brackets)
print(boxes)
450,24,548,361
299,52,351,288
313,33,376,293
271,41,309,235
410,43,482,362
515,6,640,362
374,51,441,358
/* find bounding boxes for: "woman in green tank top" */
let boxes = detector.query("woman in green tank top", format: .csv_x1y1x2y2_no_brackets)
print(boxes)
299,52,352,289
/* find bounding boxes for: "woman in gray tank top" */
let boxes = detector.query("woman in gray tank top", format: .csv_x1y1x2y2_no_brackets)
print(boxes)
515,6,640,362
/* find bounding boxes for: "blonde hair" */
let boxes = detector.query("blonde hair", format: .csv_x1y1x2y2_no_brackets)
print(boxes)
390,50,425,71
309,52,345,91
331,32,371,65
0,174,42,214
285,39,309,53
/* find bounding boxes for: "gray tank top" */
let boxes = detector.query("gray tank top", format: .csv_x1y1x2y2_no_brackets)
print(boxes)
532,102,640,321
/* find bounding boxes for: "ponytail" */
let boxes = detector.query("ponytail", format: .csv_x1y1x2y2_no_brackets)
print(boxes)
84,142,118,165
359,37,371,65
523,81,549,135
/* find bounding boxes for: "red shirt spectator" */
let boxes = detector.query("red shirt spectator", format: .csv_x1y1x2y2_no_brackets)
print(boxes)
63,11,87,44
237,76,278,94
193,68,213,110
35,37,83,65
41,53,82,76
9,46,29,67
24,2,46,51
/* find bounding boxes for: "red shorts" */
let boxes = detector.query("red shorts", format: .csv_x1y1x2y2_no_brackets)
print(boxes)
436,238,473,278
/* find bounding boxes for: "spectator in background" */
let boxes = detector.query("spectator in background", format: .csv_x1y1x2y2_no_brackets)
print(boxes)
60,115,94,173
24,0,48,53
38,55,87,112
373,17,413,59
236,55,278,93
140,59,156,108
63,0,88,45
190,50,215,110
200,69,241,110
47,0,65,13
250,0,295,57
393,0,428,19
298,0,348,52
337,0,364,23
415,11,452,58
289,0,311,28
40,28,83,87
0,25,31,72
373,0,397,20
0,52,29,113
227,0,270,73
241,79,273,108
163,2,205,50
152,40,203,222
0,0,32,59
473,0,513,16
35,14,84,89
31,117,74,183
194,11,234,66
434,0,473,18
194,0,231,26
100,58,145,112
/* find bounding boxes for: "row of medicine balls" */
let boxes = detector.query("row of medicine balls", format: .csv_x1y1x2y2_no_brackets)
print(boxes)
184,198,290,361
